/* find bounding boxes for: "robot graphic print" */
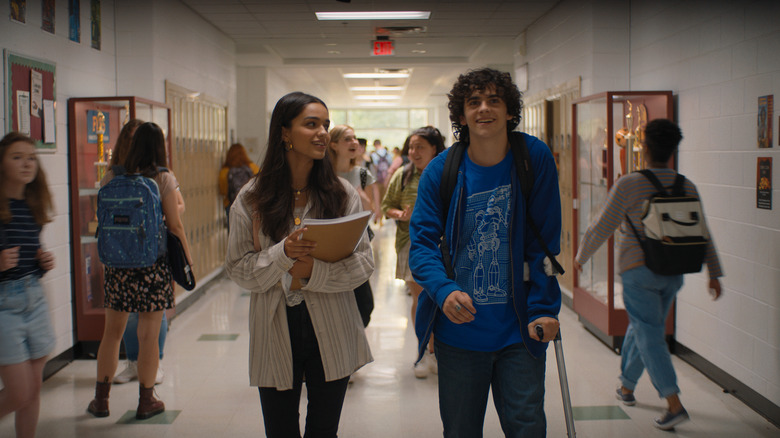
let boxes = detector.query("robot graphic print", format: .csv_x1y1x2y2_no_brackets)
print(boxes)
455,184,512,304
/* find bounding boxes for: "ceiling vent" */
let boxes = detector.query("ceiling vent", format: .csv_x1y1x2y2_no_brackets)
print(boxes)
375,26,427,37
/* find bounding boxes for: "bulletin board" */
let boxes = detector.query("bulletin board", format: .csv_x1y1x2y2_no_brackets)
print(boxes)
4,50,57,150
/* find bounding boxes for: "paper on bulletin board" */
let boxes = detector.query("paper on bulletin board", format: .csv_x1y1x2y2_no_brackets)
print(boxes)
16,91,31,135
31,70,43,118
44,100,56,143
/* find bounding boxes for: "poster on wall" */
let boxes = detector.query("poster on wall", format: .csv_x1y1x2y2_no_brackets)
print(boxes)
5,51,57,150
42,0,55,33
757,95,773,148
69,0,80,43
757,157,772,210
31,70,42,118
10,0,26,24
91,0,101,50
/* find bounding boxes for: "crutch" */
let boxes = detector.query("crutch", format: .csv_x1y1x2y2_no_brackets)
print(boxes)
536,325,576,437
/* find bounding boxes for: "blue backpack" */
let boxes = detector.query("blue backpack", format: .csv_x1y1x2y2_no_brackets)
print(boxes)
96,166,167,268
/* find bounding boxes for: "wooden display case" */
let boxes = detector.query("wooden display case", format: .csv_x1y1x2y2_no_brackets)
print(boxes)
67,97,171,345
571,91,675,352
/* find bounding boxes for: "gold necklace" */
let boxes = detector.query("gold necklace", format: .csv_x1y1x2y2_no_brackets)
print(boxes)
293,186,309,225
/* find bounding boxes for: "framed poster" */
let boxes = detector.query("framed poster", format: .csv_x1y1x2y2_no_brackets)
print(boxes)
42,0,55,33
757,157,772,210
10,0,26,24
69,0,80,43
4,51,57,150
91,0,101,50
758,95,773,148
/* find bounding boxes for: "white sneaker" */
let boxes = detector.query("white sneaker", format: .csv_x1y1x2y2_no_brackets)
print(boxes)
413,355,429,379
113,361,138,384
427,352,438,375
155,364,165,385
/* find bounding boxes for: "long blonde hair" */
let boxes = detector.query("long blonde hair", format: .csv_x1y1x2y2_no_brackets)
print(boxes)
328,125,357,167
0,132,53,226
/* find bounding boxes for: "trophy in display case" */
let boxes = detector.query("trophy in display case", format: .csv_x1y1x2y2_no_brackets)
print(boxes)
88,111,107,234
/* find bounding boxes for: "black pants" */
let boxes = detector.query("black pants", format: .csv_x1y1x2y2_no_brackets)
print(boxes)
258,303,350,438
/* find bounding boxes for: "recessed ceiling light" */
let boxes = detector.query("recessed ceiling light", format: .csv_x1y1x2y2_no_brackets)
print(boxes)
316,11,431,21
350,86,404,91
343,73,410,79
354,95,401,100
328,50,342,54
411,49,427,54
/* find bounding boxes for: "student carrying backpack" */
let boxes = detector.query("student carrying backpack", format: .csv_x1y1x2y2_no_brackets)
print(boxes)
227,165,254,204
574,118,722,430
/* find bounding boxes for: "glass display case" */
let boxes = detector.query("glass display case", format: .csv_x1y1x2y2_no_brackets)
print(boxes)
571,91,674,352
67,97,171,345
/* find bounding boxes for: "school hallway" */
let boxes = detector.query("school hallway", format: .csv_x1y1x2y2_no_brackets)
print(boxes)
1,223,776,438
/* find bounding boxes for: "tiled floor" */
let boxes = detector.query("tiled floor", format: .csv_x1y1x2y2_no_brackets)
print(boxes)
2,224,777,437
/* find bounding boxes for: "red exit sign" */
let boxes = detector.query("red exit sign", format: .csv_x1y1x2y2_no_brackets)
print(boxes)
371,40,394,56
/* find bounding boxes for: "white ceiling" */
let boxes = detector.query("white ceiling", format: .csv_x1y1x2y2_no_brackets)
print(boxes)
182,0,560,108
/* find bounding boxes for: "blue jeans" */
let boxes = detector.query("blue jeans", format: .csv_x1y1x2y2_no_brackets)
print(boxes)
435,339,546,438
619,265,683,399
123,312,168,361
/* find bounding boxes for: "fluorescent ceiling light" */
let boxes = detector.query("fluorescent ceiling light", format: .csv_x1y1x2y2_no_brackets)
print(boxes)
354,95,401,100
343,73,409,79
350,86,404,91
359,102,400,107
316,11,430,21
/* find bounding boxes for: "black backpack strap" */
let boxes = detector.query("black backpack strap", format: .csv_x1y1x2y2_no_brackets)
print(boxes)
401,162,414,191
638,168,685,196
359,167,368,190
510,134,565,275
440,143,466,217
438,143,466,279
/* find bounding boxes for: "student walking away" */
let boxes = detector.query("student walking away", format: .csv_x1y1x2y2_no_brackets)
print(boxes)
371,139,392,219
0,132,56,438
381,126,445,378
225,92,373,438
219,143,259,229
409,68,563,437
574,118,723,431
108,119,169,386
87,122,193,420
328,124,379,327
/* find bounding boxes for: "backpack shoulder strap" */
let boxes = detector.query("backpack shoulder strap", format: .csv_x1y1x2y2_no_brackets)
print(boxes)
638,169,667,194
510,134,534,201
359,167,368,190
440,143,466,224
438,143,466,279
511,133,565,275
401,162,414,190
671,173,686,196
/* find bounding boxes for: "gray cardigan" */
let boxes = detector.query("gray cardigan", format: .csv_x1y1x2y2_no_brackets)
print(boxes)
225,178,374,390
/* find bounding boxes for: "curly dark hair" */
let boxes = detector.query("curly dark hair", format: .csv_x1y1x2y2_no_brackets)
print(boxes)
248,92,347,242
643,118,682,164
447,68,523,141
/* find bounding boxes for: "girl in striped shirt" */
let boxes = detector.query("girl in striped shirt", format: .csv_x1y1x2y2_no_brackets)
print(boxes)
0,132,56,438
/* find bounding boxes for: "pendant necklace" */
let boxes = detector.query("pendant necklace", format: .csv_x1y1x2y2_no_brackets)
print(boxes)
293,186,309,225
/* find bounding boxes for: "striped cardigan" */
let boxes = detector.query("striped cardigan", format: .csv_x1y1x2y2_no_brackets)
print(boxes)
576,168,723,279
225,178,374,390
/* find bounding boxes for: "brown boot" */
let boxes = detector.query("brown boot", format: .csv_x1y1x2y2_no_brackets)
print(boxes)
87,379,111,417
136,385,165,420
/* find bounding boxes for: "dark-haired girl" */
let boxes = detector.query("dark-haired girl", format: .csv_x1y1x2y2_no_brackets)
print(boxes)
87,122,193,420
225,92,373,437
381,126,445,378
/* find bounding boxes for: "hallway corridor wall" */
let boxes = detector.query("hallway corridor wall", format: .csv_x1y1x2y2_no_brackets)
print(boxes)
0,0,238,361
518,0,780,415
